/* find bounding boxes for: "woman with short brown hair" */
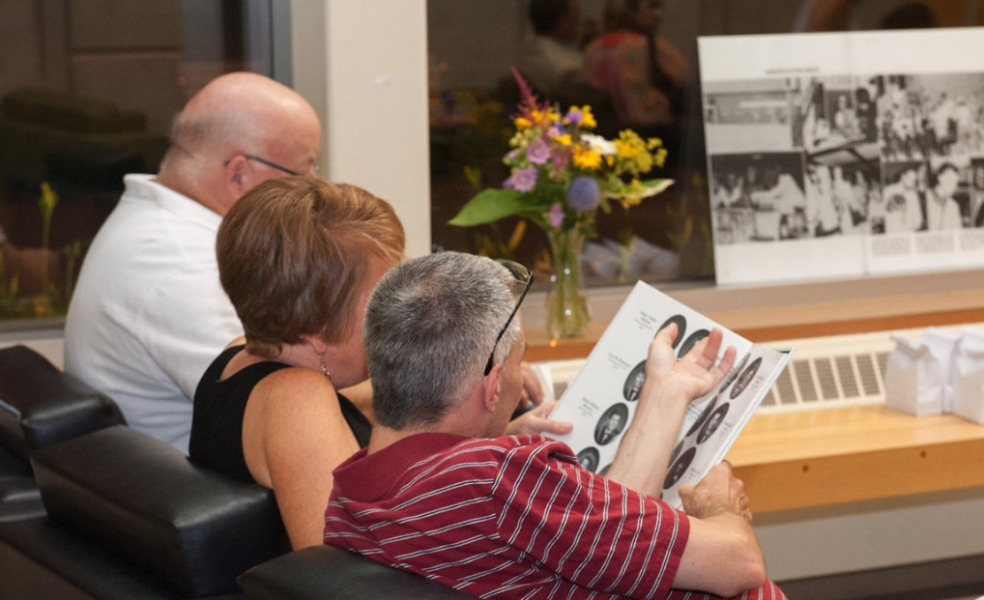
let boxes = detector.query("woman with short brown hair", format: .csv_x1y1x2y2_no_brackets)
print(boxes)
190,176,404,549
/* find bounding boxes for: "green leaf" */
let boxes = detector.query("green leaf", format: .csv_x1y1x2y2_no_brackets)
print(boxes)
449,189,528,226
637,178,674,197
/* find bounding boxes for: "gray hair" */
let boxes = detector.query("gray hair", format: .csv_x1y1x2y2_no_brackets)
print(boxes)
364,252,524,430
166,107,256,157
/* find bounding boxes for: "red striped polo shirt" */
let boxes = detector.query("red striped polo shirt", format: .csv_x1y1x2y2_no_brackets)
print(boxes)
324,433,785,600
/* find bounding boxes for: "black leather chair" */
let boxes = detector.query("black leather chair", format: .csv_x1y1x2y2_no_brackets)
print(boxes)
0,344,124,521
238,544,475,600
0,425,290,599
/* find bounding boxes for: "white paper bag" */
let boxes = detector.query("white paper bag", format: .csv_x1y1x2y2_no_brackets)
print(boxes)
923,327,960,413
884,334,945,417
952,327,984,425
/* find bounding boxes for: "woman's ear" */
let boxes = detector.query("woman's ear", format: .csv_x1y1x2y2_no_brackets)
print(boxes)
300,334,327,357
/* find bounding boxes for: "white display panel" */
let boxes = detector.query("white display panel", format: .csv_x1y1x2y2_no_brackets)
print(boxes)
699,29,984,285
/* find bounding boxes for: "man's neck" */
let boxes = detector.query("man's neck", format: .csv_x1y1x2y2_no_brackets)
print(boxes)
366,425,442,456
367,413,489,456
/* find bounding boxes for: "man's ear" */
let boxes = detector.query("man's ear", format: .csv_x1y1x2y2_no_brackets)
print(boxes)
480,364,502,414
224,154,249,198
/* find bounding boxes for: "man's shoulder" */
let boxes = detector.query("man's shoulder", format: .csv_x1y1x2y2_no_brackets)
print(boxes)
116,174,222,230
454,434,569,454
438,435,578,476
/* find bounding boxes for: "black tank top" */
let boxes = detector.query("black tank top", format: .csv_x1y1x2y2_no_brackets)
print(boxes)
189,345,372,482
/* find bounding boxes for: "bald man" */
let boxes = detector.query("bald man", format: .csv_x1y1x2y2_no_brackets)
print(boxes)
64,72,321,453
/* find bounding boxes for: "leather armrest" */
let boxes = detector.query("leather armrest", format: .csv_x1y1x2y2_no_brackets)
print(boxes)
0,345,124,461
238,545,474,600
31,426,290,597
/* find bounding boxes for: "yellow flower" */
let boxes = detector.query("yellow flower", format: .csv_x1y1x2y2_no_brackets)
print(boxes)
573,146,602,170
39,182,59,215
654,147,668,168
553,133,573,146
580,105,597,129
615,138,640,160
515,116,532,130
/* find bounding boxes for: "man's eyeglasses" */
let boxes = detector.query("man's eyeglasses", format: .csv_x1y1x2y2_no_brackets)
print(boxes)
224,154,306,176
484,260,533,376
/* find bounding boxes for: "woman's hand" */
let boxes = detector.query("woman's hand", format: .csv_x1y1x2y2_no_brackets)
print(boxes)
505,400,572,437
517,361,546,410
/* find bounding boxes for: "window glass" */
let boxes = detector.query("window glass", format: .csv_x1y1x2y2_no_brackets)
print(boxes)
0,0,276,324
427,0,976,288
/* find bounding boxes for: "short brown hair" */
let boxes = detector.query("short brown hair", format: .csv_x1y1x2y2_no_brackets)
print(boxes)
217,176,405,357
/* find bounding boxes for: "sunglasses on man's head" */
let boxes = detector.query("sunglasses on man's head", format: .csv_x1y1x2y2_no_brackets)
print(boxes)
484,259,533,376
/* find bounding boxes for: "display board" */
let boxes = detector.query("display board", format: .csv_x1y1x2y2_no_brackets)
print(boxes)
699,28,984,285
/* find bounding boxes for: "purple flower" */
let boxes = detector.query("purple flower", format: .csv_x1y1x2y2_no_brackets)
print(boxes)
504,167,538,193
527,138,550,165
551,151,569,170
548,203,565,228
565,108,583,125
566,176,601,212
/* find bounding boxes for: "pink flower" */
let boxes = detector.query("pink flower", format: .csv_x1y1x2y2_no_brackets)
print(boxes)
527,138,550,165
548,202,565,228
504,167,538,193
551,150,569,170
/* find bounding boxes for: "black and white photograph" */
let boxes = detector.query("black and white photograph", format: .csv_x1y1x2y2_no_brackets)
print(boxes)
663,447,697,490
576,447,600,473
623,360,647,402
730,356,763,400
969,158,984,227
710,152,808,244
697,403,731,444
877,160,926,234
685,393,720,438
875,73,984,162
594,403,629,446
924,157,971,230
658,314,687,349
678,328,710,359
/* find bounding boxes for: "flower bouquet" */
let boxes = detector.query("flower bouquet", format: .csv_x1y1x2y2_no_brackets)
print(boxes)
450,69,673,339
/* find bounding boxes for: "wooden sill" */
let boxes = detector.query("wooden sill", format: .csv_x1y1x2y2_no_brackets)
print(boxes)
524,267,984,361
727,405,984,514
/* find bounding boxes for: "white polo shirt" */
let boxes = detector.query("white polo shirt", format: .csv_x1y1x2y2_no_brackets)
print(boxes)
65,174,243,453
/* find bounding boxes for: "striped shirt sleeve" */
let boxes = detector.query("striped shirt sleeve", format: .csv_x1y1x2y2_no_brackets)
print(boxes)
491,439,689,598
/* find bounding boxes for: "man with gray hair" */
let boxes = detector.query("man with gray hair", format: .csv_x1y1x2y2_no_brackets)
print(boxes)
65,72,321,453
324,251,786,599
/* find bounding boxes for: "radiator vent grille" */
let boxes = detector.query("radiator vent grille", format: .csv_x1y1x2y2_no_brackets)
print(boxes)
536,325,976,414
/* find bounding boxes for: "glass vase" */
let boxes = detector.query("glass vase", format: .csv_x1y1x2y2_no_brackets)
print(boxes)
546,227,590,339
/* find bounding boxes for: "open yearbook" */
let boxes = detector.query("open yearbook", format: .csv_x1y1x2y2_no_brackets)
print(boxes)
546,281,793,508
